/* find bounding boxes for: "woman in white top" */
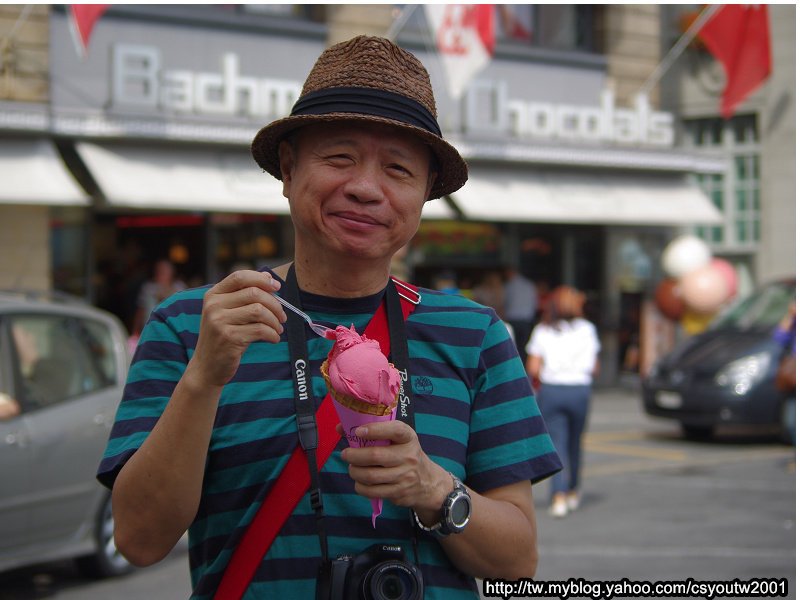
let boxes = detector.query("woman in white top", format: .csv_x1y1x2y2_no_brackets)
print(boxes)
526,286,600,518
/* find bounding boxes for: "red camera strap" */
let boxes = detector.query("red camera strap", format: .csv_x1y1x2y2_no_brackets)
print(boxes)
213,279,418,600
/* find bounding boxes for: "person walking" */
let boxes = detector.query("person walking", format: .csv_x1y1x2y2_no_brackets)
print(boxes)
504,266,538,360
131,258,187,337
526,285,599,518
98,36,560,599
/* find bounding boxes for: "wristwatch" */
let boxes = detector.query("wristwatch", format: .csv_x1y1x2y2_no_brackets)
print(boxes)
413,473,472,537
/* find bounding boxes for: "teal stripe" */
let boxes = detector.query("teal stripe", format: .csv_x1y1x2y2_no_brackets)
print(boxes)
191,508,248,543
140,317,196,341
483,357,528,387
468,433,555,476
212,416,295,450
412,310,491,329
415,413,469,440
472,397,541,432
126,359,185,383
103,430,149,457
408,339,478,369
203,456,287,495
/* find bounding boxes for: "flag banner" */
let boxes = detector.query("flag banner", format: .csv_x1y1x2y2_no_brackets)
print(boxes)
68,4,110,58
697,5,772,119
424,4,495,100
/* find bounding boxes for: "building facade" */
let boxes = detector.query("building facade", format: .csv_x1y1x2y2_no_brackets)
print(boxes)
0,5,793,383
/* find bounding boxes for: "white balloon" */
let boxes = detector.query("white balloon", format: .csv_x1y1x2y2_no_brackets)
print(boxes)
661,235,711,278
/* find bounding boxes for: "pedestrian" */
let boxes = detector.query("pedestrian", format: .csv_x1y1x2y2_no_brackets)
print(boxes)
504,266,538,360
473,270,514,340
97,36,560,599
130,258,187,337
525,285,599,518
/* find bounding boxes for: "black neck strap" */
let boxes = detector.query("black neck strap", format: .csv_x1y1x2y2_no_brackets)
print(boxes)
284,265,416,563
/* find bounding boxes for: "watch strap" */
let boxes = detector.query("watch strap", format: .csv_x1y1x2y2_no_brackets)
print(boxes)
412,473,468,538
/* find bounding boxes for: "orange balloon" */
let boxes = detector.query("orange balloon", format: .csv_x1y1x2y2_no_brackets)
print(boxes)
654,278,686,321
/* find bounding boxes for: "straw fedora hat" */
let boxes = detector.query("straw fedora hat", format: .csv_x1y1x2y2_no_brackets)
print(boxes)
251,35,468,200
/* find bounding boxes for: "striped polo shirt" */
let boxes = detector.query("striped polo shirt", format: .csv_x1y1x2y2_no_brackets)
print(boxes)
97,270,561,599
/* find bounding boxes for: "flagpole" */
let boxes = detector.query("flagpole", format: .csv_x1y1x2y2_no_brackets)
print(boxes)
385,4,418,41
638,4,721,97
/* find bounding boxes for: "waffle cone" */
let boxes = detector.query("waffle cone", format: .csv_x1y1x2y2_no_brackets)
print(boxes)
321,360,398,416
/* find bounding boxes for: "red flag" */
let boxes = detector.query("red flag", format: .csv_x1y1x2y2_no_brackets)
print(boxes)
68,5,110,58
697,5,772,119
424,5,495,99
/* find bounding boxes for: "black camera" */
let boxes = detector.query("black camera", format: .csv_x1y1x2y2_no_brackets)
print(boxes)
316,543,424,600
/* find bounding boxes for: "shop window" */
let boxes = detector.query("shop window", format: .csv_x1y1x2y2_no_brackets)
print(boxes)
685,115,761,253
211,214,284,281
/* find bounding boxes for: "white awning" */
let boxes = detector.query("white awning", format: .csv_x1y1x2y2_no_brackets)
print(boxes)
76,142,456,219
0,138,89,206
451,167,723,225
76,142,289,214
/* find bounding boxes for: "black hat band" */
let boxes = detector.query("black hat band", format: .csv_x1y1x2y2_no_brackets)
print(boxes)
290,87,442,138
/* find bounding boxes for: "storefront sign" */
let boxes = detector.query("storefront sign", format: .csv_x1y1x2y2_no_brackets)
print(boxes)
110,43,674,147
463,80,675,147
111,44,301,119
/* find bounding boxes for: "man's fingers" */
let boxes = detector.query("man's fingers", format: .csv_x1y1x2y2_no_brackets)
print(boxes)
349,421,415,443
204,278,288,326
210,269,281,296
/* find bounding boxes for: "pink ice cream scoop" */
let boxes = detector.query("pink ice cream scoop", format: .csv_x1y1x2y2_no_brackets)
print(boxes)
326,325,401,411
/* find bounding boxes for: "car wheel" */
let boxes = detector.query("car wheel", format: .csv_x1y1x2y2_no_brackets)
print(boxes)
76,492,135,578
681,424,714,441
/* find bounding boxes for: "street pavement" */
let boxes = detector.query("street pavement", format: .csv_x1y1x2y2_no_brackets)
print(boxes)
0,386,795,599
483,386,796,599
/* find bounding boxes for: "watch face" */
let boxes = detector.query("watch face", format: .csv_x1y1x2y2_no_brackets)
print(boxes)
450,496,471,526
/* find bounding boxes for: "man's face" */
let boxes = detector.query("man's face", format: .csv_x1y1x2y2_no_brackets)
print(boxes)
279,121,436,263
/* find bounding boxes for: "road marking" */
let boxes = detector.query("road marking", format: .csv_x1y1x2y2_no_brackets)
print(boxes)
584,446,792,478
585,441,688,461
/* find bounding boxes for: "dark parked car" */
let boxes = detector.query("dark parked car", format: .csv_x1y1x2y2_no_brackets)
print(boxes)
0,291,133,577
643,279,795,441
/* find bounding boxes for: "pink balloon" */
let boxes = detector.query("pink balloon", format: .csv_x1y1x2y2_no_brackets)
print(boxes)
680,264,730,314
709,258,738,300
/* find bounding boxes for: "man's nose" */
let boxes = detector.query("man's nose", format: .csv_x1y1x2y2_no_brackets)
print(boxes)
342,162,383,202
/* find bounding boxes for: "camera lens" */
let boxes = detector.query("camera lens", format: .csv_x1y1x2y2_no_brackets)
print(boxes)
366,561,421,600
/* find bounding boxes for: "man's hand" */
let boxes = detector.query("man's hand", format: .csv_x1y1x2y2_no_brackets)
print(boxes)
338,421,452,519
190,270,287,388
338,420,539,580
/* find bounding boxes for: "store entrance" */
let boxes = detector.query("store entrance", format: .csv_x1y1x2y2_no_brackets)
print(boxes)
92,213,208,334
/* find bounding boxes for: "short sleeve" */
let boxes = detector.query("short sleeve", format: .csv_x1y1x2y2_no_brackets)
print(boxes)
466,317,561,492
96,306,189,489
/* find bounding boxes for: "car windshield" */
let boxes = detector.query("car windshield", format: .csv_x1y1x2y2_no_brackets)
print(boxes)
710,281,795,332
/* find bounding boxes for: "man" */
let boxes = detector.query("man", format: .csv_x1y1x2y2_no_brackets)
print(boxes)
504,266,538,360
98,36,560,599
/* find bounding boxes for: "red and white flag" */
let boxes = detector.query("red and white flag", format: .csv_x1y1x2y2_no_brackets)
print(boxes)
68,4,109,58
697,5,772,119
424,4,495,100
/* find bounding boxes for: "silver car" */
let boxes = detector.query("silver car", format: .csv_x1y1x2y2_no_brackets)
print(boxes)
0,291,133,577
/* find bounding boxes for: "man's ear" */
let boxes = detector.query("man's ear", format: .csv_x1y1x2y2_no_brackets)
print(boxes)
278,140,295,199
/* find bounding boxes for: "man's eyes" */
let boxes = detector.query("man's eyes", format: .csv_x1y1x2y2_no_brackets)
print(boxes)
388,163,413,174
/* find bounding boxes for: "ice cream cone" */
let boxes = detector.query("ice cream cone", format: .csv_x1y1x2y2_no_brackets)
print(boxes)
322,359,398,526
